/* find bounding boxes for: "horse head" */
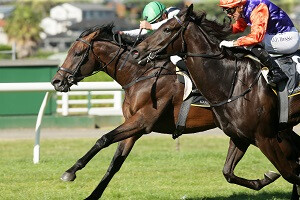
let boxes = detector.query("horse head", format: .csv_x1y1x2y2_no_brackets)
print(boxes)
51,24,128,92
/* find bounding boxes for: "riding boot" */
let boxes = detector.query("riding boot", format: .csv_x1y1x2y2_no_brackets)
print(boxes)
250,46,288,87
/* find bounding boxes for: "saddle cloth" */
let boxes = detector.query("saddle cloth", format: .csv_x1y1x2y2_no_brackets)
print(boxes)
176,70,210,107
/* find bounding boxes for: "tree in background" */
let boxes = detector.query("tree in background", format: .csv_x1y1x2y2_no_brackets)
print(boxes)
3,1,50,58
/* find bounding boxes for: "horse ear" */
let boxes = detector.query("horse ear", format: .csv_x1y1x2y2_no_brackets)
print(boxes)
91,30,101,40
184,4,194,21
186,4,194,16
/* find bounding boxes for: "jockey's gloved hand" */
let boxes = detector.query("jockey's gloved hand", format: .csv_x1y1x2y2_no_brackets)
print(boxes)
219,40,235,48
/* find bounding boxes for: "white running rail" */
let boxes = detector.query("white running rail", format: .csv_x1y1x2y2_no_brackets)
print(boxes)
0,82,123,164
56,91,122,116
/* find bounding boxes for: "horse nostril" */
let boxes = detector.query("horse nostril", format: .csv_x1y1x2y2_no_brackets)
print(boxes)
131,49,139,59
51,79,62,87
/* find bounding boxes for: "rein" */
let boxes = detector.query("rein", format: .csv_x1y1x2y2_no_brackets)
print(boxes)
119,28,144,71
210,64,262,107
122,64,175,89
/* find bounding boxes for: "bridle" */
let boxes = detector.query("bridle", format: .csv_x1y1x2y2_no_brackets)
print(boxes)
57,34,124,85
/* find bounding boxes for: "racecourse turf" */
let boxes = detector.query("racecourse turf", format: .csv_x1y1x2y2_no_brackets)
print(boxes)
0,133,291,200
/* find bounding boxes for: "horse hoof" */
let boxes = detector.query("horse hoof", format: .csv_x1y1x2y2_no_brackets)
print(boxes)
172,133,182,140
61,172,76,182
264,171,281,181
172,134,179,140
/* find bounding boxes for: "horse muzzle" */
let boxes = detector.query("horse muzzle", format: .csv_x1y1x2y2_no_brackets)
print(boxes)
51,77,71,92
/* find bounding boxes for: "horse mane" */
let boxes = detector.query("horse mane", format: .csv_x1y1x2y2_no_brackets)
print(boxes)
79,24,115,39
180,9,232,43
79,23,146,47
120,34,148,46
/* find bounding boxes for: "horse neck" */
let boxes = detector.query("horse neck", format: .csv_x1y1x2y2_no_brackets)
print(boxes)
184,25,237,102
94,42,142,87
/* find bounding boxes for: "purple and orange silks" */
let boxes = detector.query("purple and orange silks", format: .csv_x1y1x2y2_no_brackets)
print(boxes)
232,0,294,46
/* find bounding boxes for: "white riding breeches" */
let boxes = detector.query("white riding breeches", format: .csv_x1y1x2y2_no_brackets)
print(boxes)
170,55,182,65
262,27,300,54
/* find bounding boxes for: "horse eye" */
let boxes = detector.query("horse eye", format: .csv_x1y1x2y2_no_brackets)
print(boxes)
74,51,81,56
164,28,171,33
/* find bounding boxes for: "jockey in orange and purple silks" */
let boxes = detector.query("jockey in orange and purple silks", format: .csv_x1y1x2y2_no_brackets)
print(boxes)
219,0,300,87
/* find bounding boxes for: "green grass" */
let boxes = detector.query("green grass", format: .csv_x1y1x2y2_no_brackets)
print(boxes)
0,134,291,200
83,72,113,82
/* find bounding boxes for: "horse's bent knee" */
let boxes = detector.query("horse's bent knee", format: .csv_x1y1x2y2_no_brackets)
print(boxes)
223,171,263,190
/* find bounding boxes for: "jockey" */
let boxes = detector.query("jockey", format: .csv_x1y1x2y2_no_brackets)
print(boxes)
219,0,300,87
121,1,179,36
120,1,186,71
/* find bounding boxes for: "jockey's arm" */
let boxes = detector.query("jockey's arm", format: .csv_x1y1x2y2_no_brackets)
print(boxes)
235,3,269,46
150,18,169,30
150,8,180,30
122,8,179,36
232,18,248,34
122,29,148,37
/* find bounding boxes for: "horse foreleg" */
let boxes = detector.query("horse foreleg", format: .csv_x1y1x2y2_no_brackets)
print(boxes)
85,135,141,200
291,184,300,200
223,138,280,190
61,114,147,182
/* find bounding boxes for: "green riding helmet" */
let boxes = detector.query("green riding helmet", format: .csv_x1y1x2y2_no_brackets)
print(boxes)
142,1,166,24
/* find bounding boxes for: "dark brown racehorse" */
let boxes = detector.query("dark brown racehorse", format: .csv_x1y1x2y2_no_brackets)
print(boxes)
51,24,280,199
133,5,300,199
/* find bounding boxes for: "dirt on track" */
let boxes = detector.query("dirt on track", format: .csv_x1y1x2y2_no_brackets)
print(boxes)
0,127,225,140
1,125,300,140
0,128,108,140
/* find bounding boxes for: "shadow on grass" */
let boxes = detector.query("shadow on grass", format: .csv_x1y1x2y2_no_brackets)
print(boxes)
186,191,290,200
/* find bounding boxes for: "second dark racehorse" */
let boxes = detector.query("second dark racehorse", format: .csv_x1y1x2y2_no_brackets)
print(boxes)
133,5,300,199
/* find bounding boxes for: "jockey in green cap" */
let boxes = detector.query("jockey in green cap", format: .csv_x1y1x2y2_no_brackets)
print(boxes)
121,1,179,36
142,1,167,23
120,2,186,73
